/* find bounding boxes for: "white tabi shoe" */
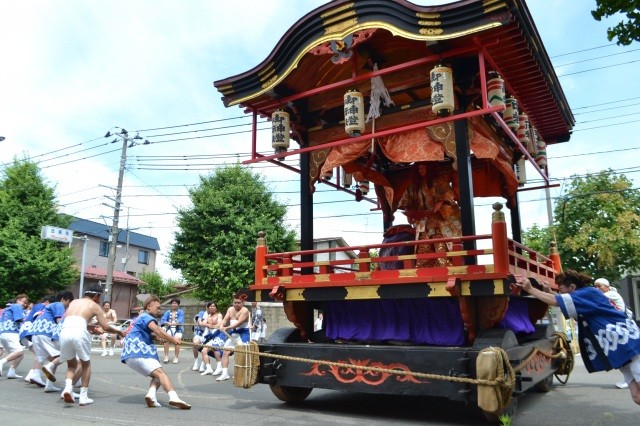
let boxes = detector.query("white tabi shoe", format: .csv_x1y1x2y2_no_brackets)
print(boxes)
168,398,191,409
212,364,223,376
44,381,61,392
216,373,230,381
145,395,162,407
200,366,213,376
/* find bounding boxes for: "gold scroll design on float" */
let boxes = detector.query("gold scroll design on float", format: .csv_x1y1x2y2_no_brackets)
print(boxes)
309,148,330,193
301,358,427,385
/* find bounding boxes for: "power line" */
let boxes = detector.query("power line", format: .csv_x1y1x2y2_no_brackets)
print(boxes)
40,148,122,170
558,59,640,77
554,47,640,68
550,43,615,58
133,116,249,132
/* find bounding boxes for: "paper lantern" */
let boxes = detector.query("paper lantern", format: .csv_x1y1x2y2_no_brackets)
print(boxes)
271,109,290,155
341,168,353,188
430,64,454,117
536,137,547,169
487,72,505,108
528,127,539,156
358,180,370,195
514,157,527,186
344,90,365,136
503,96,519,132
517,112,531,148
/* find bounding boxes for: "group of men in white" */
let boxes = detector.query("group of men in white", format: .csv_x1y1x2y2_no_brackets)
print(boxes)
0,284,254,410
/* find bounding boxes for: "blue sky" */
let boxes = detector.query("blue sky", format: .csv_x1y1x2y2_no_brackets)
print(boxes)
1,1,638,280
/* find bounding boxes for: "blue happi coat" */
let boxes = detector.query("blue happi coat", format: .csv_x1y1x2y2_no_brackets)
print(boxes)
121,313,159,362
556,286,640,372
28,302,66,341
0,304,25,334
19,302,47,340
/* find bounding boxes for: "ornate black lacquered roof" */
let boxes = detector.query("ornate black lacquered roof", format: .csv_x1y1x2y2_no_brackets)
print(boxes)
214,0,573,143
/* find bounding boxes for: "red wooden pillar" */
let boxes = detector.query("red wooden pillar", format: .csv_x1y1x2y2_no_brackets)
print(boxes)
358,248,369,272
254,231,267,285
491,202,509,274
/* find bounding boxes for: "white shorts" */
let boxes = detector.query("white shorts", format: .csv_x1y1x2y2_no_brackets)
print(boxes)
20,337,33,349
0,333,22,353
31,335,60,362
223,334,248,349
620,354,640,385
193,334,204,343
125,357,162,376
59,317,92,362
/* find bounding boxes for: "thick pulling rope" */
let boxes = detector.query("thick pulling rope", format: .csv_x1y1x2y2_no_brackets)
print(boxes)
172,331,573,417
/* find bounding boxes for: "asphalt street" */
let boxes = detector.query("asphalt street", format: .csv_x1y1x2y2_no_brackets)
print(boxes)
0,345,638,425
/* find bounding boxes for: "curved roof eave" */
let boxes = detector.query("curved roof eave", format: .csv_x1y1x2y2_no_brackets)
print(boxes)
214,0,511,107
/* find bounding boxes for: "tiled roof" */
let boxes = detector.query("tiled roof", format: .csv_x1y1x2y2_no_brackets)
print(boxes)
69,217,161,251
82,266,145,286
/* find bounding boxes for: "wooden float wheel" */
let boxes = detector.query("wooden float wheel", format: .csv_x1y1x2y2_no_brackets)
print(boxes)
270,384,313,404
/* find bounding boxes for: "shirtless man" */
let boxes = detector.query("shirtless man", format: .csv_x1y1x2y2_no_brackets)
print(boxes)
57,283,124,406
199,301,224,376
100,302,118,356
216,296,250,382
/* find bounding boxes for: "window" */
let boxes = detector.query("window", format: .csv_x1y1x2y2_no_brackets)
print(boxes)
138,250,149,265
99,241,109,257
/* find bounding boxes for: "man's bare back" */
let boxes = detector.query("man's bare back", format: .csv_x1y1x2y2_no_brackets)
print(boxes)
66,297,120,334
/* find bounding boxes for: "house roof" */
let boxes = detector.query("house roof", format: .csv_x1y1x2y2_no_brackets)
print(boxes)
214,0,573,144
69,217,161,251
82,266,145,286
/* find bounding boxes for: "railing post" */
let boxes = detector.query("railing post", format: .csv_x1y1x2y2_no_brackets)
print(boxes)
255,231,267,285
358,248,369,272
491,202,509,274
548,240,562,273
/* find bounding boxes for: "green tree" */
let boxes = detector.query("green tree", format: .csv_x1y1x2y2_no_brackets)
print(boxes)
138,269,174,299
0,158,77,302
169,164,297,303
522,170,640,281
592,1,640,45
522,223,553,256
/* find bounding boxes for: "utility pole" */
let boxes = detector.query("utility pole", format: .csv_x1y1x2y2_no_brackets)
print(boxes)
103,128,149,303
105,129,129,303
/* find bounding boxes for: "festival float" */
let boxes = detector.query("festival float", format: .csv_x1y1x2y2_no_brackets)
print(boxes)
214,0,575,420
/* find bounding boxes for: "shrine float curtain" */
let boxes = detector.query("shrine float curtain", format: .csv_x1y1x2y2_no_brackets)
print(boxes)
325,298,466,346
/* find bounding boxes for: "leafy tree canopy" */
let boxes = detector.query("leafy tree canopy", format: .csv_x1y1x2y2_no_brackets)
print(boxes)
169,164,297,304
592,0,640,45
523,169,640,281
137,269,175,300
0,158,77,303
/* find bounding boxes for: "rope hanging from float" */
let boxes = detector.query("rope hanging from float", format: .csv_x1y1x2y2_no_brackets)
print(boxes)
171,330,572,393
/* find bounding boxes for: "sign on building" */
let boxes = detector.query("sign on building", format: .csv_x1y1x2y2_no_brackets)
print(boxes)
40,226,74,244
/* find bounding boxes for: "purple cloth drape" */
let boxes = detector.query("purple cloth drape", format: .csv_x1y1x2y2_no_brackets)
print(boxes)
498,297,535,334
325,298,465,346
